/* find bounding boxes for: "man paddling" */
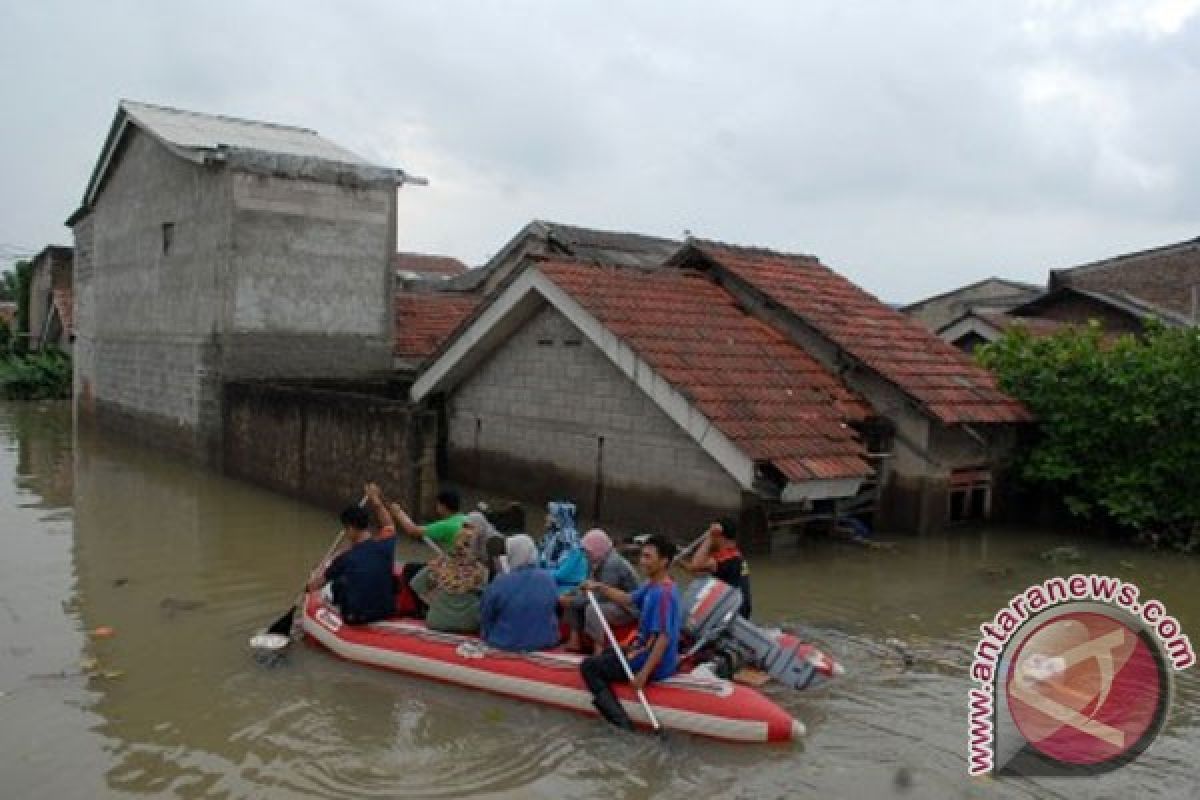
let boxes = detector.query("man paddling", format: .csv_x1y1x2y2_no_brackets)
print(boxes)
388,487,467,550
307,488,397,625
681,517,752,619
579,534,681,730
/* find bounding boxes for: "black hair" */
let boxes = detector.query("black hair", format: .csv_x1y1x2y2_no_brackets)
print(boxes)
340,505,370,531
641,534,678,563
716,516,738,541
436,487,461,512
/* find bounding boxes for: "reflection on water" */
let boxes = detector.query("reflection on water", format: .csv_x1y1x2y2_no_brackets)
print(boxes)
0,401,1197,799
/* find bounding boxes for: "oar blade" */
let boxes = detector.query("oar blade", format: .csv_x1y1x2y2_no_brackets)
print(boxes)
265,605,297,637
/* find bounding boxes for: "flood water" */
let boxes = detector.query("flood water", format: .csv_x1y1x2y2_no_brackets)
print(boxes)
0,401,1197,799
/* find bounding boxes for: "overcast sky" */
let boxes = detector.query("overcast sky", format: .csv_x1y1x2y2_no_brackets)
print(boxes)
2,1,1198,302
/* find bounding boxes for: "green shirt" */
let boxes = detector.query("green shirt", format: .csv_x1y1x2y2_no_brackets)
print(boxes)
423,514,466,547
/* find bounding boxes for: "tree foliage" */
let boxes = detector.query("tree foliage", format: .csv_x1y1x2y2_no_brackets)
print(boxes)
978,322,1200,551
0,349,72,401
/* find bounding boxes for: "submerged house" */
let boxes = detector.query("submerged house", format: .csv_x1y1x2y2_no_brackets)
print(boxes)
410,231,1030,537
66,100,423,460
27,245,75,352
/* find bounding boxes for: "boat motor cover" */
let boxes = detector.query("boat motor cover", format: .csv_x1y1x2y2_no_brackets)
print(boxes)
683,576,835,691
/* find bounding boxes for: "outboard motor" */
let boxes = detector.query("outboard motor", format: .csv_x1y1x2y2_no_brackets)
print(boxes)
683,576,842,690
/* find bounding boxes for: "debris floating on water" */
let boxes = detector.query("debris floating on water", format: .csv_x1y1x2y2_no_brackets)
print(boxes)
92,626,115,638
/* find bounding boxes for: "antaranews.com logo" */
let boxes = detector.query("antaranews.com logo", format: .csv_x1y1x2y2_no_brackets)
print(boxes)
968,574,1195,777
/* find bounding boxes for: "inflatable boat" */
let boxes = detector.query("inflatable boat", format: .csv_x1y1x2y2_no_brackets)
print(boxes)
300,590,812,743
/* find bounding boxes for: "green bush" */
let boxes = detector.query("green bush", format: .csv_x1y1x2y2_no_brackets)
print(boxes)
0,349,72,400
978,322,1200,551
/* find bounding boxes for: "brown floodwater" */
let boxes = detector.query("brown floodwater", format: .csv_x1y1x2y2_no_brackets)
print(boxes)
0,401,1197,799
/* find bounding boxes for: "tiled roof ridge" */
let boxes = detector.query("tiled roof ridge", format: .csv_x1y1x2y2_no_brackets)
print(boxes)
121,98,318,135
690,237,821,265
1054,235,1200,277
539,220,681,250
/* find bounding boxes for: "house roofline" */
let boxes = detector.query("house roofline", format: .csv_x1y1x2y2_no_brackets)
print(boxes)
899,276,1043,313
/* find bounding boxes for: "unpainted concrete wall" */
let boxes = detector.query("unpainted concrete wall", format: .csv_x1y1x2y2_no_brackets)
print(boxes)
223,381,436,514
72,127,396,461
72,128,229,454
445,303,742,533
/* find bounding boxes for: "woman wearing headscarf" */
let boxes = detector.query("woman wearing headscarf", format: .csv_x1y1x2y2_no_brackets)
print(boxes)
540,501,587,595
410,528,488,633
480,534,560,652
563,529,640,654
464,510,505,580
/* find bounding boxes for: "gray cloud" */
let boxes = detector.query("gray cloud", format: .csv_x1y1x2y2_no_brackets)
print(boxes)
2,1,1198,301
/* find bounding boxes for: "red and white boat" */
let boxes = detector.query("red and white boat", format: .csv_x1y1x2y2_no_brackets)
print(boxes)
300,591,811,743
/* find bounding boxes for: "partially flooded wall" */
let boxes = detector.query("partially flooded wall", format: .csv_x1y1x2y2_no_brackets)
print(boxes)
223,381,437,514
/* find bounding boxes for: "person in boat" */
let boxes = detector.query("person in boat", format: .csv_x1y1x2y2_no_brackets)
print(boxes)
388,487,467,551
306,490,397,625
409,527,488,633
464,510,506,579
682,516,752,619
579,534,681,730
479,534,560,651
540,501,588,595
563,529,640,654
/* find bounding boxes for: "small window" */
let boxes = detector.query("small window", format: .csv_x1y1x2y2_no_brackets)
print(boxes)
536,337,554,347
161,223,175,255
563,338,582,348
948,466,992,523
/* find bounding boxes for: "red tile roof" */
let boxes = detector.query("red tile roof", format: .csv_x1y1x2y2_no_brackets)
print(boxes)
393,252,469,279
689,242,1031,425
394,292,480,360
538,260,873,482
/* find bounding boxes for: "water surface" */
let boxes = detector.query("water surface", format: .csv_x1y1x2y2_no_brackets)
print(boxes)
0,402,1196,799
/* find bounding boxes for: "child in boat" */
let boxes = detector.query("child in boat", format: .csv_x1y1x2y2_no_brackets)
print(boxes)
410,528,488,633
579,535,681,730
562,529,640,654
306,496,397,625
480,534,560,651
681,517,753,619
540,501,587,595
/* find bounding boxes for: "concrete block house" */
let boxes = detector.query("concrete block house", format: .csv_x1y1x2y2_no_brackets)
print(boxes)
66,100,422,460
410,230,1030,538
27,245,75,352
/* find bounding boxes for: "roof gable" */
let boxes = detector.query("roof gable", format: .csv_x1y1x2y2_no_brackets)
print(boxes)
681,240,1031,425
413,259,873,494
70,99,422,223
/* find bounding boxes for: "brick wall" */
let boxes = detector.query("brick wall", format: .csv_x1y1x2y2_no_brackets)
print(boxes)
223,381,436,515
446,304,742,533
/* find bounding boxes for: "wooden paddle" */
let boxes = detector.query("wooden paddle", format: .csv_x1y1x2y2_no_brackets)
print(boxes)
255,496,365,645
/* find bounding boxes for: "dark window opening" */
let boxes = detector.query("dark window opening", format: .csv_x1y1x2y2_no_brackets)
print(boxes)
948,466,992,523
536,337,554,346
161,223,175,255
563,338,582,347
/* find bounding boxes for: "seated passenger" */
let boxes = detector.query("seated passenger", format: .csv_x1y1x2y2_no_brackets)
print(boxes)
682,517,752,619
563,529,640,654
480,534,560,652
306,500,396,625
464,510,506,579
410,528,488,633
540,501,587,594
580,535,681,730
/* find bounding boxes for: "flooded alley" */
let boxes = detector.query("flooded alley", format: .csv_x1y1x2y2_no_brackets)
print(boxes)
0,401,1196,799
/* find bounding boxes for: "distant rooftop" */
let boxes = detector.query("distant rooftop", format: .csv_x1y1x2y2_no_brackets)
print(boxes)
119,100,372,165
